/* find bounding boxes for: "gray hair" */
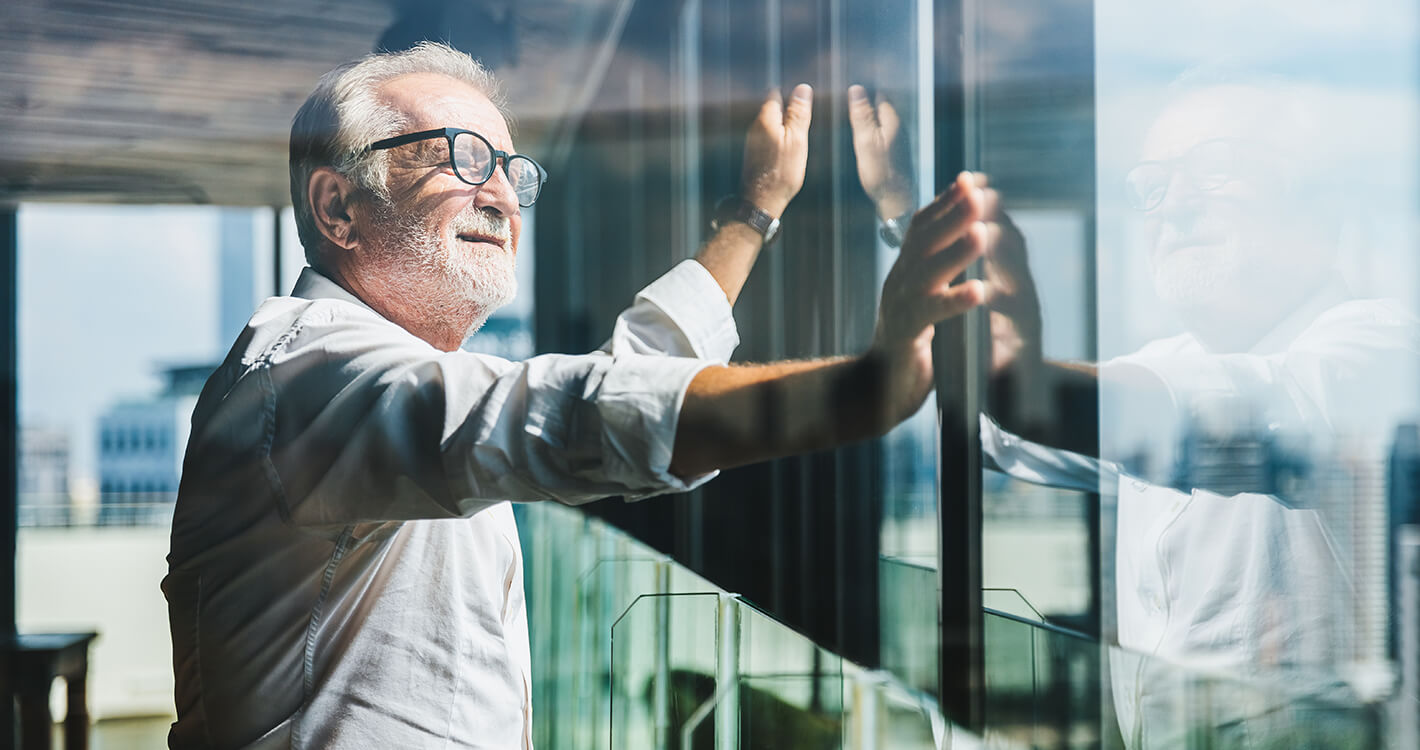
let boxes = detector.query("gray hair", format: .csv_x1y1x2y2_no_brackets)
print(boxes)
288,42,510,264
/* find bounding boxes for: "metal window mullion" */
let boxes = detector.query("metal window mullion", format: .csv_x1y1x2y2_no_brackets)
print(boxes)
932,0,986,732
2,206,19,747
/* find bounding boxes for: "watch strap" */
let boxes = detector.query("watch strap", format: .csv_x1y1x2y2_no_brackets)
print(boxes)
712,196,781,245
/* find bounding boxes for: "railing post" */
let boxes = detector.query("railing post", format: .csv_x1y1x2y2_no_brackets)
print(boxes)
714,594,740,749
847,670,881,750
653,561,671,750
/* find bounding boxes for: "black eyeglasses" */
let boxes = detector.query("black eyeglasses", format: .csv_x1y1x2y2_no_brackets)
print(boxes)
367,127,547,207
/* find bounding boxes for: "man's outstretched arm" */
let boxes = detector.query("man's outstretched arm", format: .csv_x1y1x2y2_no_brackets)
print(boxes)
695,84,814,305
671,173,989,477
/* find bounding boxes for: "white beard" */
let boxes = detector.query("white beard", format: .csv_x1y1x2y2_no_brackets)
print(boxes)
368,198,517,341
1151,243,1243,313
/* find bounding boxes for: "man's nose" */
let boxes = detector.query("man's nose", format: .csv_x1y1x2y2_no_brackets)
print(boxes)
474,161,520,216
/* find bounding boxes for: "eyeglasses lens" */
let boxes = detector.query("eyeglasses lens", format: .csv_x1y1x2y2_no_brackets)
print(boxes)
452,132,494,184
506,157,543,206
451,132,544,206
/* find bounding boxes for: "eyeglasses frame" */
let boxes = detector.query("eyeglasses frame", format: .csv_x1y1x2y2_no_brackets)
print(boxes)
1123,137,1250,213
366,127,548,207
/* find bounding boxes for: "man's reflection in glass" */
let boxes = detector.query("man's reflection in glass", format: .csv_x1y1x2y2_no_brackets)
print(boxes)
850,71,1420,747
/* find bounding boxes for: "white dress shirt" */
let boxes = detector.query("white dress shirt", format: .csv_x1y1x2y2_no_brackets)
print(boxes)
164,260,738,749
984,287,1420,747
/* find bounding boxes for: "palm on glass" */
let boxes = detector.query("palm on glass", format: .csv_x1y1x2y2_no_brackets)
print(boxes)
871,172,990,420
742,84,814,217
847,85,915,220
973,173,1043,376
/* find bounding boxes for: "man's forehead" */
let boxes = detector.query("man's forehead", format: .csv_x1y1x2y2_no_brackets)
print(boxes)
377,72,512,146
1141,85,1266,160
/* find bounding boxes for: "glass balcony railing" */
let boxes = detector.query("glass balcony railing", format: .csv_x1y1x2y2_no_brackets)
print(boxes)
981,606,1391,750
18,495,176,528
521,500,1402,748
516,502,998,750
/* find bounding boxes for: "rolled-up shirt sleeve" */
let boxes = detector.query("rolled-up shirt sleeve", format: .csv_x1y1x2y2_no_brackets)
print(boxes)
1101,298,1420,436
604,259,739,362
981,414,1115,493
440,350,715,507
261,261,737,526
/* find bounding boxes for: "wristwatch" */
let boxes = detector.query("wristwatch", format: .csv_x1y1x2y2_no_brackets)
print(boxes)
711,196,781,245
879,210,915,248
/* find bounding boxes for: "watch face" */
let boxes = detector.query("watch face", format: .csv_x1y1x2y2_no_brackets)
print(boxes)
880,220,905,248
762,219,780,245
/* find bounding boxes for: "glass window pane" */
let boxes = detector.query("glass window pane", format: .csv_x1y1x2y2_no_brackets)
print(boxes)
975,0,1420,746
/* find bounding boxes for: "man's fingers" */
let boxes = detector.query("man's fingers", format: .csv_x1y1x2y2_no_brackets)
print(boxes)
758,88,784,129
918,279,986,329
977,222,1013,303
903,183,983,260
912,172,976,225
981,220,1003,259
783,83,813,133
847,84,876,135
875,94,901,137
916,221,988,286
980,187,1000,221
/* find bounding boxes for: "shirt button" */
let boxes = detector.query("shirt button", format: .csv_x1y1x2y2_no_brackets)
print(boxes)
1131,479,1149,492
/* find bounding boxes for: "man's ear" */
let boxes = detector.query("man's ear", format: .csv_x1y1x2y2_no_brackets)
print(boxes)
308,167,362,252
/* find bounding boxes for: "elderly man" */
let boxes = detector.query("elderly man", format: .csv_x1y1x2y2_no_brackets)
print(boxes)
164,43,987,749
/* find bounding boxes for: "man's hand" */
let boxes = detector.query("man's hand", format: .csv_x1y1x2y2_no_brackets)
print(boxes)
742,84,813,217
692,84,812,305
975,174,1044,376
671,173,990,477
969,173,1105,458
870,172,990,420
847,84,915,221
670,172,990,478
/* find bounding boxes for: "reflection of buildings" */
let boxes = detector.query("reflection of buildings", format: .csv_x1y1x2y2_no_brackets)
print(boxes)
1395,528,1420,750
18,425,70,526
97,365,209,526
1176,415,1394,683
1388,424,1420,733
884,410,936,519
1174,421,1284,496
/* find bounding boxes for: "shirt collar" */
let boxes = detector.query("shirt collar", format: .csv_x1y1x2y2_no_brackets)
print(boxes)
291,266,376,312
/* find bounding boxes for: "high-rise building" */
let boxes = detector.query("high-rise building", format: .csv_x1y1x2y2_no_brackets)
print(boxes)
18,425,70,526
96,365,208,526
